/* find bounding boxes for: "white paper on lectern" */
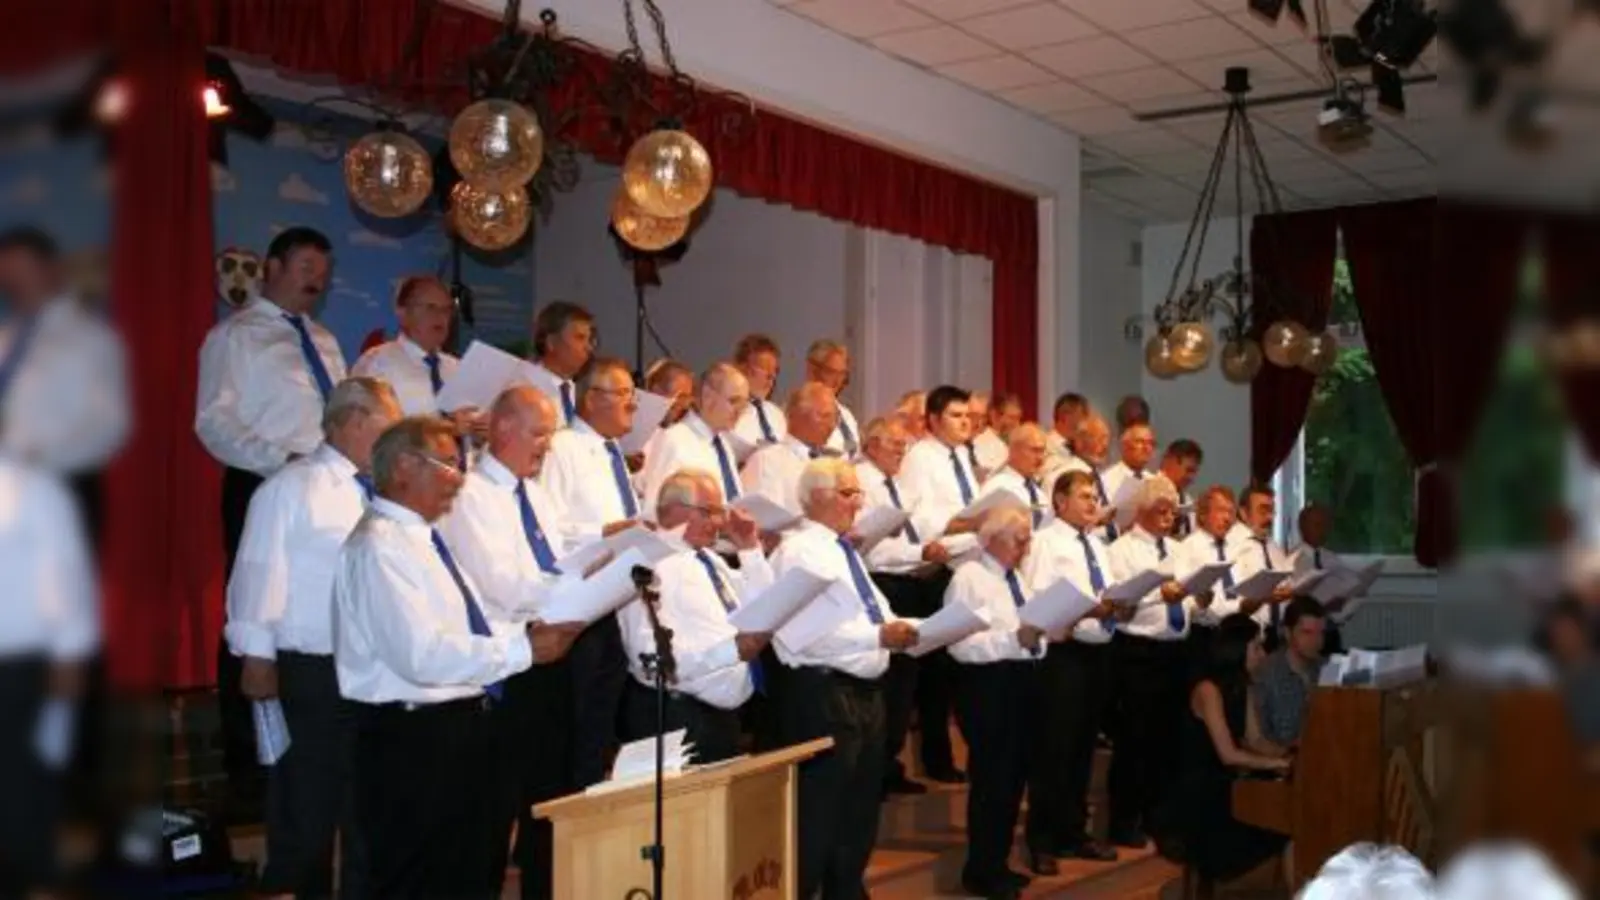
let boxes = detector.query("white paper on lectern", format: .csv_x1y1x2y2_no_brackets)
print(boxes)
619,390,675,456
1019,578,1098,633
542,547,649,625
1101,568,1167,607
854,506,912,554
773,578,857,655
908,602,991,657
554,526,676,579
955,489,1027,524
609,729,690,784
733,494,803,532
1180,561,1234,596
727,567,831,635
1231,568,1293,601
435,341,528,412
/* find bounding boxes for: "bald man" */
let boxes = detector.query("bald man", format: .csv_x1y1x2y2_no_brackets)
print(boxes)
740,382,839,515
638,362,751,523
976,423,1053,530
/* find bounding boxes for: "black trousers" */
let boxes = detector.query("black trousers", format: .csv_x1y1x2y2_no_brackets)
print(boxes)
1106,633,1188,839
1026,639,1112,852
261,653,365,899
621,680,743,765
66,469,104,554
872,572,938,782
491,661,573,900
913,570,958,774
779,667,886,900
354,695,498,900
219,466,265,806
0,656,59,895
569,613,628,790
956,661,1038,887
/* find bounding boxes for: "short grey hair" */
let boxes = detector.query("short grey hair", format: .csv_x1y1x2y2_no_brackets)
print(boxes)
700,361,746,398
657,468,718,511
798,458,853,512
786,381,834,418
1435,842,1576,900
863,415,905,444
1298,843,1435,900
806,339,846,363
978,505,1030,545
576,356,633,403
1136,473,1180,511
1008,422,1046,450
968,390,990,405
370,416,455,494
1075,413,1109,443
322,376,398,433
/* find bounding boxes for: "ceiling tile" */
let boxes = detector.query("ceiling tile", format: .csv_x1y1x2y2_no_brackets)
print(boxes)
788,0,939,38
936,54,1058,90
1269,156,1355,181
957,3,1099,50
1121,17,1258,63
1092,127,1202,156
1349,147,1432,173
1226,8,1312,46
1174,48,1316,90
1127,89,1226,117
1057,0,1212,31
902,0,1037,18
1080,66,1207,103
998,79,1105,113
1273,38,1340,82
1048,104,1144,135
1366,166,1437,191
1124,148,1217,176
1025,35,1156,78
871,24,998,65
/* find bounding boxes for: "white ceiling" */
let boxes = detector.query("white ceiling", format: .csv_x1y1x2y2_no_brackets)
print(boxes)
768,0,1600,223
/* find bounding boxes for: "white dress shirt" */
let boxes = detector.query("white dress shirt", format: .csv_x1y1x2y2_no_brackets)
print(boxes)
970,429,1008,476
195,296,348,475
522,360,578,426
0,296,129,472
1101,461,1150,531
436,454,567,622
333,497,533,705
1024,519,1115,644
618,546,773,709
1044,428,1072,462
768,519,899,679
224,443,368,660
540,419,641,547
734,396,788,447
854,458,927,574
740,436,823,516
1179,530,1243,627
1107,526,1191,640
900,436,982,541
1292,542,1354,623
978,466,1052,530
350,334,459,416
945,553,1044,665
638,412,742,521
0,458,97,661
824,399,862,458
1231,529,1292,626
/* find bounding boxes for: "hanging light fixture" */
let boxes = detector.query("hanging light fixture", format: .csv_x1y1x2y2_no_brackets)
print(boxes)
343,126,434,218
450,181,533,252
1144,67,1317,385
610,188,691,252
448,98,545,192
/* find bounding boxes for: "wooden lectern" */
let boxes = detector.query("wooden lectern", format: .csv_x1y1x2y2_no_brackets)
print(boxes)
533,738,833,900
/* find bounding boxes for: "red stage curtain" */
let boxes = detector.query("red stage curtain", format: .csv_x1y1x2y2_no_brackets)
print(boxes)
1247,208,1339,485
1541,213,1600,463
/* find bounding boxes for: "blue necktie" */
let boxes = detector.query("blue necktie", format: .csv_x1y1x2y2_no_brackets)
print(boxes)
1004,569,1027,608
605,440,640,517
354,473,374,501
950,449,974,506
884,476,920,544
284,314,334,402
1094,471,1117,541
712,436,740,501
0,315,39,404
430,531,503,701
837,411,858,457
559,381,576,425
1159,536,1184,633
424,353,444,394
1025,479,1044,529
1079,530,1114,633
1216,538,1235,590
515,481,559,573
839,537,885,624
697,550,765,694
754,400,777,444
966,441,980,472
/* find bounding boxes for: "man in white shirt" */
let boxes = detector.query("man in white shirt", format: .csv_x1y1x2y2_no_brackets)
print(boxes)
1042,413,1119,545
1179,486,1251,646
523,301,595,426
638,362,749,522
732,333,787,447
350,275,484,435
978,423,1052,530
1114,394,1151,432
1044,392,1089,465
333,416,579,898
1291,503,1348,654
740,381,837,515
895,390,926,442
226,376,399,898
435,385,577,900
855,416,951,795
619,469,773,763
1022,469,1121,870
1102,421,1157,533
1104,475,1193,852
945,506,1045,898
1157,438,1204,539
770,458,919,900
195,225,346,813
805,339,861,458
643,357,694,430
970,390,1023,479
1231,483,1296,639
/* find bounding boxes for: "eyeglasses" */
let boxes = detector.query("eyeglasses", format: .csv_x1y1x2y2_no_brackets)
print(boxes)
592,385,637,403
829,487,865,500
409,450,462,477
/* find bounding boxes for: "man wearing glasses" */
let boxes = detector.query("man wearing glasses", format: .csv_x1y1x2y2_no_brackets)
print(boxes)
804,339,861,459
732,333,787,447
638,362,751,523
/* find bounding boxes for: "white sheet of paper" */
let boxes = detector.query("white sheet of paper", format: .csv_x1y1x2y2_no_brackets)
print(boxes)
1019,577,1098,633
1231,568,1292,601
939,532,981,561
1310,567,1360,603
252,699,290,767
554,526,677,580
542,547,648,625
727,567,832,635
908,602,991,657
619,390,674,456
608,729,690,784
33,698,75,771
725,431,760,466
1287,567,1330,595
1318,654,1350,686
1180,561,1234,596
1350,559,1387,596
1102,568,1167,606
434,340,529,413
774,578,858,655
955,488,1027,524
733,493,803,532
854,505,912,555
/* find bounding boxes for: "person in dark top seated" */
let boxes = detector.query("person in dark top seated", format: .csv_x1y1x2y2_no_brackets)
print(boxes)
1537,598,1600,759
1168,613,1291,890
1254,596,1328,747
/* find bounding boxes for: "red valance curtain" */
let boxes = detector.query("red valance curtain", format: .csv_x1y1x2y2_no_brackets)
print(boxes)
1247,207,1340,485
1540,213,1600,463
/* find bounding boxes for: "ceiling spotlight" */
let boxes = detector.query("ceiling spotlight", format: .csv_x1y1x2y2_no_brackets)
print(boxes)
1318,82,1374,153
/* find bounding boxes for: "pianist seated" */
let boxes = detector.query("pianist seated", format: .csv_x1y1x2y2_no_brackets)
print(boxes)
1169,613,1291,885
1536,598,1600,763
1253,595,1327,748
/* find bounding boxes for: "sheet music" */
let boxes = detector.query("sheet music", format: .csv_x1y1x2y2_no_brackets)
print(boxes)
726,567,832,634
1018,577,1098,634
732,494,803,533
542,548,648,625
619,390,675,456
434,340,529,412
554,526,676,579
605,729,691,786
1101,568,1167,607
908,602,991,657
252,699,291,767
33,698,75,771
1231,568,1292,601
1180,561,1234,596
773,577,857,655
854,505,912,555
1287,567,1329,595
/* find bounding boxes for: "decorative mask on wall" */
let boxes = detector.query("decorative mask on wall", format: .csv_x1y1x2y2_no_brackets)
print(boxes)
215,247,262,308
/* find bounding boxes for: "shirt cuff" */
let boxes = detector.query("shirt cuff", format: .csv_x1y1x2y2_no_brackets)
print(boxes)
224,622,277,661
735,548,766,569
503,631,535,673
706,637,742,674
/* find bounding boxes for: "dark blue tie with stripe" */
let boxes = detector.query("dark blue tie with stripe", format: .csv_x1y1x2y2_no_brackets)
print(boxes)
754,400,777,444
605,440,640,518
1094,471,1117,541
884,476,920,544
1079,530,1114,633
950,449,974,506
1159,536,1184,632
430,531,503,701
424,353,444,394
284,314,334,401
354,473,374,502
839,537,885,624
713,436,740,501
515,481,559,573
697,549,765,693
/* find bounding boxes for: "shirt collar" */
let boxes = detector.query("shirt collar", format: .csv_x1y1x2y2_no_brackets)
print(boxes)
979,552,1009,578
1130,525,1161,546
573,417,605,442
370,496,429,528
312,442,359,478
784,434,818,459
475,453,521,489
399,333,436,363
800,517,844,541
856,457,886,483
684,411,718,441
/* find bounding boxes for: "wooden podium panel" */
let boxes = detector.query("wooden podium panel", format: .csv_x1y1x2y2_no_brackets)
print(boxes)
534,739,832,900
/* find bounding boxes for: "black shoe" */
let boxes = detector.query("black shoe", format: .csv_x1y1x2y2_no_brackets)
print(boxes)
1059,839,1118,862
883,774,928,795
1026,849,1059,876
924,767,967,784
1108,827,1148,849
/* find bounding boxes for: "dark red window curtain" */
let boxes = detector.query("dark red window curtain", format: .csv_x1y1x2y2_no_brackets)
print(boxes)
1248,208,1339,485
1540,213,1600,463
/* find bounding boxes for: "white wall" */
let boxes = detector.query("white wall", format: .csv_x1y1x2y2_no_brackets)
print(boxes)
1076,201,1144,416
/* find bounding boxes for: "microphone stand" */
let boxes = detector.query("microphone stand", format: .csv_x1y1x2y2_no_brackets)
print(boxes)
626,566,675,900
